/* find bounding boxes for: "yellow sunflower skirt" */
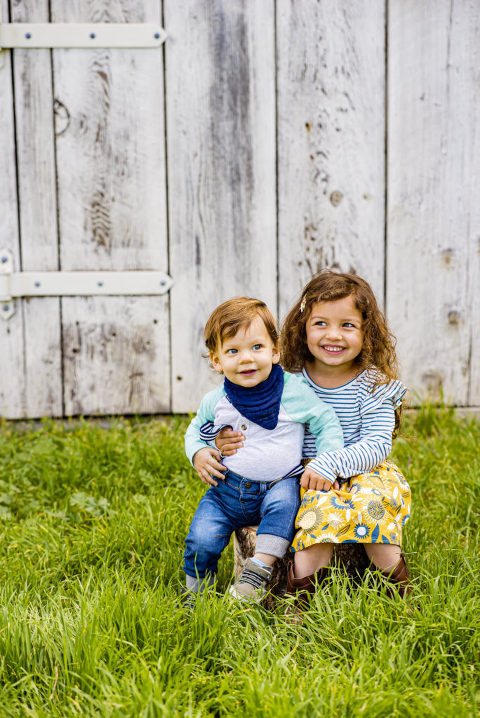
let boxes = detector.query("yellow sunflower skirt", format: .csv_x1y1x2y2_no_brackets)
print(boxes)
291,461,411,552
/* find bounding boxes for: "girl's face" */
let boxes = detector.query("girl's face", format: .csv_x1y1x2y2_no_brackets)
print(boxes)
305,295,364,377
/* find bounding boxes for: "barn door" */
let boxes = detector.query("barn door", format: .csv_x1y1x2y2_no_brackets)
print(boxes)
0,0,170,418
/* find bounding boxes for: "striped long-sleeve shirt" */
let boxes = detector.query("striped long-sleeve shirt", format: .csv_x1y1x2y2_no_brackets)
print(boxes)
302,368,407,484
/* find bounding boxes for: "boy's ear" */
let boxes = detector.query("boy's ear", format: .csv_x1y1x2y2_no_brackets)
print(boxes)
209,350,223,374
272,345,280,364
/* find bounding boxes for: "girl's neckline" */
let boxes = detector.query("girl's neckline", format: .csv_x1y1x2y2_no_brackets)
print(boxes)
302,366,364,391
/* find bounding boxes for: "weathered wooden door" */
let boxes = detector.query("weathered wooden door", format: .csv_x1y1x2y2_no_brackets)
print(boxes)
1,0,170,418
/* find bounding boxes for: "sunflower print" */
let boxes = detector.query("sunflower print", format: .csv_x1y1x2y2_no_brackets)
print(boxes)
291,461,410,552
296,505,324,532
329,494,355,511
364,498,386,525
327,511,344,529
353,523,370,539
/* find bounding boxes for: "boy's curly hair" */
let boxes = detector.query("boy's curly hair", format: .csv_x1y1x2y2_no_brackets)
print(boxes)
280,270,402,431
204,297,278,353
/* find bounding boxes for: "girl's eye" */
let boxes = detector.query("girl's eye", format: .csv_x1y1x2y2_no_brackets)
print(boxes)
252,344,262,350
343,322,356,328
314,320,326,327
226,348,237,355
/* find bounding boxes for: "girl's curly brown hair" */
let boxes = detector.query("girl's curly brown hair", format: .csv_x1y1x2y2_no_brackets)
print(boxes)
280,270,402,431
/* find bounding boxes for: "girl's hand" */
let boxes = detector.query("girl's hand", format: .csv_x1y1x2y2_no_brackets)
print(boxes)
193,447,226,486
300,467,333,492
215,428,245,456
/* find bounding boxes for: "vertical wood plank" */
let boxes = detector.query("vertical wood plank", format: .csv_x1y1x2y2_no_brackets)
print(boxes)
387,0,480,405
62,297,168,415
166,0,277,413
0,0,26,418
276,0,386,318
51,0,170,415
10,0,62,418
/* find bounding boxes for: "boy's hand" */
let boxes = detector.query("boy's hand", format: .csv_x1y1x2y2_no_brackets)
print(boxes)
215,428,244,456
300,467,333,492
193,447,226,486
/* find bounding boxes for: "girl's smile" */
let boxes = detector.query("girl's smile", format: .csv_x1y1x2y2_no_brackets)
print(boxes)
305,295,364,384
321,346,346,353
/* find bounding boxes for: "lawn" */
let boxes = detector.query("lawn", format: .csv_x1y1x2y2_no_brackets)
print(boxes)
0,407,478,717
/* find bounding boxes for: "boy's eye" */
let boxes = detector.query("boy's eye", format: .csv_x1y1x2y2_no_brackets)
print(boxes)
252,344,263,350
226,348,237,355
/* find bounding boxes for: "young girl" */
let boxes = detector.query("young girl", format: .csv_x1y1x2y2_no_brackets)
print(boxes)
217,271,412,606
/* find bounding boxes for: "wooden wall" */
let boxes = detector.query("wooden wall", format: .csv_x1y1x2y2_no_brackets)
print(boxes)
0,0,478,418
387,0,480,407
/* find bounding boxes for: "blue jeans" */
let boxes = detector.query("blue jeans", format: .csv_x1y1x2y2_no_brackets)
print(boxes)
183,470,300,580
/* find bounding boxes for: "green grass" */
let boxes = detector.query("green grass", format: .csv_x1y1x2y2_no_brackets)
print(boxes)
0,408,478,717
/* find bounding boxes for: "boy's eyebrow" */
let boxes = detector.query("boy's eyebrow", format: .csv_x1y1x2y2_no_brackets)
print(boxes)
221,336,266,347
220,333,274,349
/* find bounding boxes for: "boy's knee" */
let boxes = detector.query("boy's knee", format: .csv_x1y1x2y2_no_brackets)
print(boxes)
185,523,228,557
265,491,300,520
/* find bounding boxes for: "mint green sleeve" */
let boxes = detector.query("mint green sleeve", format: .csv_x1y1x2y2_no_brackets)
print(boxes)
281,373,344,453
184,385,225,465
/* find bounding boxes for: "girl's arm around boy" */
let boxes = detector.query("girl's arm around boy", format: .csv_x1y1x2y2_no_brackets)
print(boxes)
281,373,344,490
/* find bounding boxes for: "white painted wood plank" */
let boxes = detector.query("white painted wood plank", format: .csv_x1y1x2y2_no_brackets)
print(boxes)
51,0,170,415
387,0,480,405
62,297,169,415
276,0,386,318
166,0,277,413
0,0,25,419
10,0,62,418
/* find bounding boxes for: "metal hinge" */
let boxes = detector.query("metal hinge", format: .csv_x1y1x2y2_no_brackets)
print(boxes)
0,22,166,49
0,250,173,320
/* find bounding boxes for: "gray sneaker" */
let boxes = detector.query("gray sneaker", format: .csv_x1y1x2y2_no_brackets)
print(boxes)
229,558,273,602
180,587,197,611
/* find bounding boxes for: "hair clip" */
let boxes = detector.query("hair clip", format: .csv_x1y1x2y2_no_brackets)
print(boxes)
300,296,306,313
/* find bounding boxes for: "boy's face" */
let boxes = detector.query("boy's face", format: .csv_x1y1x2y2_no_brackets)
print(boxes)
210,316,280,388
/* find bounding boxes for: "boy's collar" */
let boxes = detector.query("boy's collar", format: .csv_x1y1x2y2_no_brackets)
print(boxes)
224,364,284,430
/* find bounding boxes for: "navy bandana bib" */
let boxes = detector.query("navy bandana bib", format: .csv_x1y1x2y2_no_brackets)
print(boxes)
223,364,284,430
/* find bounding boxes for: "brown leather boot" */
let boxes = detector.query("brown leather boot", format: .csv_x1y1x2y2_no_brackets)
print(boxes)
285,559,331,617
381,555,412,599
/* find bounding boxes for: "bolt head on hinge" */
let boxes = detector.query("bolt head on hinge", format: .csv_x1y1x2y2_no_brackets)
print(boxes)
1,301,15,320
0,250,13,271
0,250,14,319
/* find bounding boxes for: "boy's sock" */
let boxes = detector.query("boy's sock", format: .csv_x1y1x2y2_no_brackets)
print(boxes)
250,556,269,569
185,573,215,593
229,557,273,603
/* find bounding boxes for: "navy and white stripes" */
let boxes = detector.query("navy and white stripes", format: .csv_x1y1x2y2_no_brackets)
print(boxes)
302,369,406,484
199,421,224,442
280,464,304,480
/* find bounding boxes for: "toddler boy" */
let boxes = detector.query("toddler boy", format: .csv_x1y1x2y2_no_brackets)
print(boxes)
183,297,343,604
